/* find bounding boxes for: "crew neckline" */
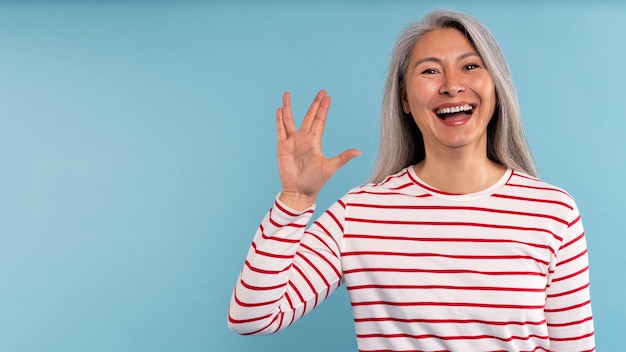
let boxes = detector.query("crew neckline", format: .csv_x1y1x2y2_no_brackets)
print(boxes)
406,166,513,202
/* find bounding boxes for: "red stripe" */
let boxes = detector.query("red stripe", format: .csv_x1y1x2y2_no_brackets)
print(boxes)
348,284,545,293
300,242,341,283
344,267,545,277
373,170,408,187
407,171,458,195
547,315,593,327
522,347,550,352
549,331,595,342
244,260,289,275
251,242,293,259
288,280,306,305
325,208,344,232
359,349,451,352
296,248,333,288
544,299,591,313
268,214,306,228
506,183,571,197
551,266,589,283
292,264,319,309
232,286,281,307
559,231,584,251
260,224,299,243
240,278,285,291
240,313,280,336
356,332,548,342
274,199,314,216
343,234,556,256
351,300,544,309
360,345,550,352
557,248,587,267
390,182,417,191
492,193,573,210
345,218,561,241
510,171,540,182
342,250,550,266
228,311,271,324
308,221,338,257
568,214,581,227
354,316,546,326
346,203,568,225
547,282,590,298
351,188,431,197
284,293,295,327
277,311,285,330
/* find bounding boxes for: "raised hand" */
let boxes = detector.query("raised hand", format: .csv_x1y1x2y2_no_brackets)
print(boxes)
276,90,361,211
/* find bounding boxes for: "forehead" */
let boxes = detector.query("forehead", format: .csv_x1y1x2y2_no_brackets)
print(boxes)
410,28,478,61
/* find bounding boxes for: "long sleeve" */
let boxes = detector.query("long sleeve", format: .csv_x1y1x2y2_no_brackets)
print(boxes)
228,196,346,335
545,205,595,351
228,168,598,350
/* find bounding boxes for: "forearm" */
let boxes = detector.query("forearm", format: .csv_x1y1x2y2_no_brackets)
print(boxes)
545,214,595,351
228,197,344,335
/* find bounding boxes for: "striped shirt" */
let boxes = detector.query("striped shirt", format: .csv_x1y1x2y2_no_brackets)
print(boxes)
228,167,595,351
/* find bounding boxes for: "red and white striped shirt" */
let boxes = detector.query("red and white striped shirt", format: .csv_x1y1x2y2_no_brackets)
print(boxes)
229,167,595,351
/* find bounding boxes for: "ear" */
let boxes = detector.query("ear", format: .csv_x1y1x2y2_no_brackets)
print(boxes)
400,89,410,114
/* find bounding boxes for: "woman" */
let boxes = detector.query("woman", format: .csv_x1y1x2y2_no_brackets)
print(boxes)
228,9,595,351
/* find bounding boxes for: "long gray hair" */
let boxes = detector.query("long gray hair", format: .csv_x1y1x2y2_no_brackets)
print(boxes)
371,9,536,182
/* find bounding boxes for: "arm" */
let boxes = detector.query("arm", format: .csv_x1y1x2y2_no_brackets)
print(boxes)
228,91,359,334
275,90,360,210
545,206,595,351
228,196,346,335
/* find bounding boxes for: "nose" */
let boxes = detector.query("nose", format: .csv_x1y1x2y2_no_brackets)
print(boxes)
439,71,465,96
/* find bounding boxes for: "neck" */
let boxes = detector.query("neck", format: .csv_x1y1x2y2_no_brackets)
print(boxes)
414,151,506,194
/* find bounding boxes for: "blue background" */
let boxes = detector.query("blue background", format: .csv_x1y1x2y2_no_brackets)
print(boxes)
0,1,623,351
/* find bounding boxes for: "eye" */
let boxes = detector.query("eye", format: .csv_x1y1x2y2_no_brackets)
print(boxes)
464,63,480,71
421,68,438,75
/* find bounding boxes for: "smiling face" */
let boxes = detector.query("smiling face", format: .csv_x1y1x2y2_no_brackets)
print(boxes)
402,28,497,158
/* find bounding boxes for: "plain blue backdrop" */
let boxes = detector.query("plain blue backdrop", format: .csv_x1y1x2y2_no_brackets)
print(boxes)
0,1,623,351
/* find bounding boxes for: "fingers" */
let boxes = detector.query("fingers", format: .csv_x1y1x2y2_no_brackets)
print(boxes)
278,90,330,141
276,107,287,142
280,92,296,136
310,95,331,144
300,90,327,133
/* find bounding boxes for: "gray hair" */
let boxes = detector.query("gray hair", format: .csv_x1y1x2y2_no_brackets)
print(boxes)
371,9,536,182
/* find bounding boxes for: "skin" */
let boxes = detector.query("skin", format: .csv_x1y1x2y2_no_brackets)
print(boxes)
276,28,504,210
402,28,506,194
276,90,361,211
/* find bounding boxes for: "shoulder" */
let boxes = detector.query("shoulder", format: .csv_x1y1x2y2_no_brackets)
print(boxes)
337,167,430,209
504,170,580,217
348,167,422,195
508,170,572,197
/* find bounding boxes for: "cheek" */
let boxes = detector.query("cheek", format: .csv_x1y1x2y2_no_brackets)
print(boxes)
406,80,438,107
482,83,498,122
475,76,496,102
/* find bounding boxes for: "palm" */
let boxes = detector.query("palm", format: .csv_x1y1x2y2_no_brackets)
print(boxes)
276,90,360,209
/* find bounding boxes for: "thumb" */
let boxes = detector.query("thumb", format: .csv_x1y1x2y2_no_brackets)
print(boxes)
328,148,361,173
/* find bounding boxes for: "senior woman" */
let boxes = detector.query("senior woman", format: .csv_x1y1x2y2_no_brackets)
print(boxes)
228,9,595,352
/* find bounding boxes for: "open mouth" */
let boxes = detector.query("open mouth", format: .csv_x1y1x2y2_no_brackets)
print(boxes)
435,104,474,120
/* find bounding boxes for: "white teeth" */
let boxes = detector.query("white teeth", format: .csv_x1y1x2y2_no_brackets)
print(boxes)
436,104,473,115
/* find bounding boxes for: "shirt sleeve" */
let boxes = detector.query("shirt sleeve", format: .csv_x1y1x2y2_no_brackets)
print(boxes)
227,195,347,335
544,203,595,351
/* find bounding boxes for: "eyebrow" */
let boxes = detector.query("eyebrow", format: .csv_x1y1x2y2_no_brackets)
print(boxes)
413,52,481,68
